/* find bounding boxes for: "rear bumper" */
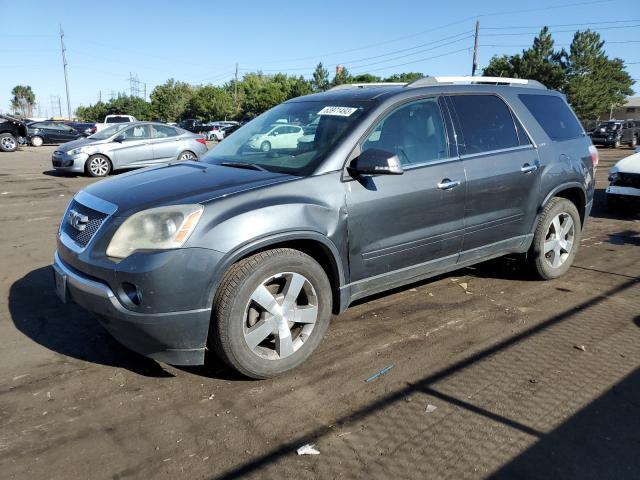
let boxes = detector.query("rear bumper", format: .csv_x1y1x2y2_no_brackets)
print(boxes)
52,251,211,365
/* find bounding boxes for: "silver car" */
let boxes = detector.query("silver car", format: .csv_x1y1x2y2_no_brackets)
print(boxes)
51,122,208,177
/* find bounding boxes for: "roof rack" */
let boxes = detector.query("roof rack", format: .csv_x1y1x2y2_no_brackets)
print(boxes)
328,82,407,91
405,76,547,89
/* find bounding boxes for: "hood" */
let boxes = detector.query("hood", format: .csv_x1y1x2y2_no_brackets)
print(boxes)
83,162,293,216
56,137,109,151
611,152,640,175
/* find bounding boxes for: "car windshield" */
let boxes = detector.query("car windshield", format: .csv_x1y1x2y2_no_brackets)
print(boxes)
88,124,129,140
201,100,371,175
599,122,621,131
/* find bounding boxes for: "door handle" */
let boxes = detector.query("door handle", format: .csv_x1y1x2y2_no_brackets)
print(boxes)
437,179,461,190
521,163,538,173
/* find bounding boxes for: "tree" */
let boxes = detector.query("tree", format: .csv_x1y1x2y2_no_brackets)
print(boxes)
564,30,634,120
185,85,234,121
311,62,330,92
150,79,194,122
383,72,424,83
11,85,36,117
351,73,382,83
75,95,153,122
331,66,351,86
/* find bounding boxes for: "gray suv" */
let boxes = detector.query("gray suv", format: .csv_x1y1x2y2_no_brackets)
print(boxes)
52,76,597,379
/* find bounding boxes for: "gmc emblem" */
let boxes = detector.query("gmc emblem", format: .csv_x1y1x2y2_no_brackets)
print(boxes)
68,210,89,231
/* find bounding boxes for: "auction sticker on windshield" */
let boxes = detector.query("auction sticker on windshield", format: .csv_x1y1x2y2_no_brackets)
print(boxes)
317,106,358,117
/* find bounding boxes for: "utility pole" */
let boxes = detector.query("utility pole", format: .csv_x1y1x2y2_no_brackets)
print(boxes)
234,63,239,113
143,83,147,100
471,19,480,77
59,25,72,119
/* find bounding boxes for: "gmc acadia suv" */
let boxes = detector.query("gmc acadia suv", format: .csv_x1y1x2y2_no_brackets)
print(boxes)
52,76,597,379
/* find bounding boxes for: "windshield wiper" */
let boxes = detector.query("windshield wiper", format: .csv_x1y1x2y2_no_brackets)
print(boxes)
219,161,267,172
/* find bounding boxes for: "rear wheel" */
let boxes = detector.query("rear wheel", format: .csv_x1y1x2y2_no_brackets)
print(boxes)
30,136,44,147
211,248,332,379
528,197,581,280
177,150,196,161
0,133,17,152
85,154,111,177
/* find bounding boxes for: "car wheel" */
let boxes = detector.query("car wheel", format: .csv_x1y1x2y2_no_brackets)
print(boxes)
630,136,638,148
260,141,271,152
211,248,332,379
30,136,44,147
85,154,112,177
614,138,621,149
177,150,196,161
0,133,17,152
528,197,581,280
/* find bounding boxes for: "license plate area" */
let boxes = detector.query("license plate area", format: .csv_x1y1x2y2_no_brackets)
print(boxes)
53,268,68,303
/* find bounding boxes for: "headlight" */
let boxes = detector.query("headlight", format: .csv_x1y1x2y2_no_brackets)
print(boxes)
68,147,85,155
106,205,203,259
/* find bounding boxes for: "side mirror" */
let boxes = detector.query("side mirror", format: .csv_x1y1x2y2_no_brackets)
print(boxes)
114,134,125,142
348,148,403,176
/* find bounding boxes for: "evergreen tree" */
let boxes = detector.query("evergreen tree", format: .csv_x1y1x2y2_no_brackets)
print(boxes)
311,62,330,92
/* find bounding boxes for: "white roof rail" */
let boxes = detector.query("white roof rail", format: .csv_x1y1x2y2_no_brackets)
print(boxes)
328,82,407,91
406,76,547,89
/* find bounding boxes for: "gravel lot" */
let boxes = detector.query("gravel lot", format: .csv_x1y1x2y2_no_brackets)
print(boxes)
1,145,639,479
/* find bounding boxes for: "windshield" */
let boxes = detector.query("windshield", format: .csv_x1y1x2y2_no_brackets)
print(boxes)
599,122,621,131
88,123,129,140
201,100,371,175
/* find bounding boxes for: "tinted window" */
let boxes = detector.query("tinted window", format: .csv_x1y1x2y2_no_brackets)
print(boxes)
519,94,583,141
153,125,178,138
449,95,519,154
106,116,131,123
362,98,448,166
514,116,532,146
122,125,150,140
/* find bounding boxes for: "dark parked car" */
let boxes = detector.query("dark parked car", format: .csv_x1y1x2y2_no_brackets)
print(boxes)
589,119,638,148
65,121,97,136
0,114,28,152
52,76,596,378
178,118,211,135
27,121,86,146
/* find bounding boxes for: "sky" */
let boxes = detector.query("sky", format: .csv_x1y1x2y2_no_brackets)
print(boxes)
1,0,638,117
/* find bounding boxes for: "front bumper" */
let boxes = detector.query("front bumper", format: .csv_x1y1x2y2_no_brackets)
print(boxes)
591,137,619,146
606,184,640,203
52,150,89,173
52,251,211,365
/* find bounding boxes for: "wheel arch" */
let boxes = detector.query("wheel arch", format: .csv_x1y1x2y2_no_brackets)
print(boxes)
85,152,114,172
206,231,347,315
540,183,587,227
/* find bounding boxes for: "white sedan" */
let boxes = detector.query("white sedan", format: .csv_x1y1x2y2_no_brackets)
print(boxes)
606,147,640,208
246,124,304,152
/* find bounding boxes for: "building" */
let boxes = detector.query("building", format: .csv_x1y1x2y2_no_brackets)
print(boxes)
610,97,640,120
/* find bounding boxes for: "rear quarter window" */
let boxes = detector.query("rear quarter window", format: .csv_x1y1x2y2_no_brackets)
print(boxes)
519,94,584,141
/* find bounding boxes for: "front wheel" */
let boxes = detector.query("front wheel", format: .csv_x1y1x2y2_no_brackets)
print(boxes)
528,197,581,280
614,138,621,149
0,133,17,152
630,136,638,148
211,248,332,379
260,141,271,152
30,136,44,147
85,154,112,177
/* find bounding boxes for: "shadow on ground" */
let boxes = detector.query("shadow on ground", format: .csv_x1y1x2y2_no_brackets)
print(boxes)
9,266,173,377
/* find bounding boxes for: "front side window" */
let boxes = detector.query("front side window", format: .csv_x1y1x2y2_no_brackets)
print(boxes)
122,125,150,140
362,98,448,166
202,100,372,175
449,95,519,154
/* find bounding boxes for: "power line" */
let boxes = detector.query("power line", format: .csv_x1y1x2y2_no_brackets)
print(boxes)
351,47,471,75
483,24,640,36
483,18,640,30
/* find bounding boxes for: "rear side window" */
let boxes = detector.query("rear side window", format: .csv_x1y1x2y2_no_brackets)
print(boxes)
153,125,178,138
449,95,519,154
519,94,583,141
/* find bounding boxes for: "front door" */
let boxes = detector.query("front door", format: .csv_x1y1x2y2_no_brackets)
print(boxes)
445,94,541,258
112,124,153,168
345,97,466,296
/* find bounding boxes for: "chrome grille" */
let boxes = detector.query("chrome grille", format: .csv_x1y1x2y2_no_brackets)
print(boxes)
61,200,107,247
614,173,640,189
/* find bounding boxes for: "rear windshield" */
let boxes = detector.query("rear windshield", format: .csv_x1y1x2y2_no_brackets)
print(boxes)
106,116,131,123
518,94,583,141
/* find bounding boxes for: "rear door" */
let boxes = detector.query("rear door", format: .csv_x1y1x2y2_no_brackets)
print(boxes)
151,124,181,162
345,97,466,291
446,94,541,259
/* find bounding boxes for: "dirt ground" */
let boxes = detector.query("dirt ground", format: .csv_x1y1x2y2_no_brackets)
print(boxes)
1,144,639,480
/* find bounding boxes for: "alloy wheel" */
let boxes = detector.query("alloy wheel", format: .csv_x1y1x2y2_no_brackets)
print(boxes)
1,136,16,150
179,152,195,161
89,157,109,176
243,272,319,360
543,212,575,268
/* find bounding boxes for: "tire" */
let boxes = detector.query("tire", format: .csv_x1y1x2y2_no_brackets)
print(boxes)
177,150,197,161
260,141,271,152
211,248,332,379
614,138,621,149
0,133,17,152
630,136,638,148
528,197,581,280
30,136,44,147
85,154,112,177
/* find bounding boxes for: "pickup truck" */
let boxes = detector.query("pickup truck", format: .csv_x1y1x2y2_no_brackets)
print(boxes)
589,119,639,148
94,114,137,133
